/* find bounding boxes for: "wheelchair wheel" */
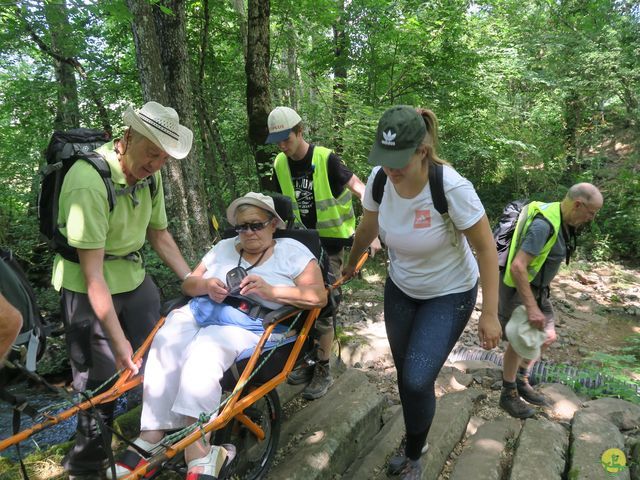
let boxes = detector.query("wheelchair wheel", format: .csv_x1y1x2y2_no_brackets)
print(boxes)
216,389,281,480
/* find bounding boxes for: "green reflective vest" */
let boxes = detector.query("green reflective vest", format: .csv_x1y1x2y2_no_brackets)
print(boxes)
274,146,355,239
503,201,562,287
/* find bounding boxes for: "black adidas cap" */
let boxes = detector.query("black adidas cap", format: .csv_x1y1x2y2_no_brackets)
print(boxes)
368,105,426,169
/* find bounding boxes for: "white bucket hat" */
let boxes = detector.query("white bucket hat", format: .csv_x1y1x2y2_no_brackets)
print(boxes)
505,305,546,360
122,101,193,159
265,106,302,144
226,192,286,229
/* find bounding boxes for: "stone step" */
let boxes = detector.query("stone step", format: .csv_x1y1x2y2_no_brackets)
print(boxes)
343,404,404,479
266,368,385,479
365,389,485,480
449,417,521,480
569,411,630,480
510,418,568,480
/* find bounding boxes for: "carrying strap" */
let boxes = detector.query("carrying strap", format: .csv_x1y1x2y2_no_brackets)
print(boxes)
371,163,448,215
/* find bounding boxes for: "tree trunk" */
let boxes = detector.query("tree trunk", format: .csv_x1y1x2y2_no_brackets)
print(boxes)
126,0,168,104
332,0,347,155
43,1,79,130
127,0,209,262
195,0,234,215
285,18,298,110
246,0,273,191
232,0,248,61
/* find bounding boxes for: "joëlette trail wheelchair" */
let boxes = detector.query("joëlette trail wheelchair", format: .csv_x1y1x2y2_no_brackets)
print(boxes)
0,194,368,480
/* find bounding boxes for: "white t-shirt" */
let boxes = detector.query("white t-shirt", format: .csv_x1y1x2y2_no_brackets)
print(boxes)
200,237,316,310
363,165,484,299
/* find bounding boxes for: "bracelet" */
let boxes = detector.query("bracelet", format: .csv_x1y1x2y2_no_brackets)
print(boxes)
182,272,192,281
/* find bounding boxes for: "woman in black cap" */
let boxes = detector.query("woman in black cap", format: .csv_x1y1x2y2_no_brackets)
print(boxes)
344,106,501,479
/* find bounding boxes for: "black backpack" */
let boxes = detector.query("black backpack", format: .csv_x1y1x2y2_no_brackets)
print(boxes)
0,248,46,373
371,163,448,215
492,199,530,268
37,128,157,262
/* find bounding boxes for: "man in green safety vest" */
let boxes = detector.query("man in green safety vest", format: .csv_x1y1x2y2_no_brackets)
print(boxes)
499,183,603,418
266,106,380,400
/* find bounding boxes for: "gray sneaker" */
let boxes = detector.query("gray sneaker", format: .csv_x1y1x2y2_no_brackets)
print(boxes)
387,443,429,475
400,459,422,480
301,362,333,400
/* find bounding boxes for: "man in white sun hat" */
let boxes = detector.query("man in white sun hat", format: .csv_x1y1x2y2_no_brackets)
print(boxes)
266,106,380,400
53,101,194,479
498,183,603,419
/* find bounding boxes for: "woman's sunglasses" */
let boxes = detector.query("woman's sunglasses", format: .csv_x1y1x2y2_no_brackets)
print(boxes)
234,219,272,233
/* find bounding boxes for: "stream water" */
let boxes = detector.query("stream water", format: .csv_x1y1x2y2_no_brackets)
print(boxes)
0,382,140,461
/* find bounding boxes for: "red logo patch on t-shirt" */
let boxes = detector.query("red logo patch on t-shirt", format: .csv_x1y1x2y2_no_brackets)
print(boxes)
414,209,431,228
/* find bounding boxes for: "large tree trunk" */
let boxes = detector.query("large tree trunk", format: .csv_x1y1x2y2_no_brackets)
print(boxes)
246,0,273,191
43,1,79,130
332,0,347,155
127,0,209,262
126,0,167,103
232,0,248,61
195,0,236,215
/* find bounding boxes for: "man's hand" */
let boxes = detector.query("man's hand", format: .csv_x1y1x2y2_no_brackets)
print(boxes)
112,337,141,375
526,304,546,330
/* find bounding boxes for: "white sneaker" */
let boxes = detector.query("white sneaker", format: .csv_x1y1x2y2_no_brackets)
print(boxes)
105,437,164,479
186,444,236,479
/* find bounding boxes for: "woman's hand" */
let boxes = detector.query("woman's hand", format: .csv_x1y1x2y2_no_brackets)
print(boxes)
477,311,502,350
238,274,272,300
207,278,230,303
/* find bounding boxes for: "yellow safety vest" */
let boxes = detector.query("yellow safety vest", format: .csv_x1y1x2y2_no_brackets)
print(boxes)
503,201,562,287
274,146,355,239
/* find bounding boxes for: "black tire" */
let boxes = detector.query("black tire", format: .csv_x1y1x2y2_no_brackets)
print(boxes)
215,389,281,480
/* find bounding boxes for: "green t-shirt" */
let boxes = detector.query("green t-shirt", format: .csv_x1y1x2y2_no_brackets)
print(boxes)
51,141,168,294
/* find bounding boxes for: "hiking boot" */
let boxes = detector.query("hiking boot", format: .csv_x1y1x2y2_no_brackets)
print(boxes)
499,387,536,419
186,444,235,480
301,362,333,400
400,459,422,480
387,443,429,475
517,376,549,406
287,364,314,385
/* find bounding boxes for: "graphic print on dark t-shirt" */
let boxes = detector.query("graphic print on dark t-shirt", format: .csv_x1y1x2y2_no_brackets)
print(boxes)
294,174,314,223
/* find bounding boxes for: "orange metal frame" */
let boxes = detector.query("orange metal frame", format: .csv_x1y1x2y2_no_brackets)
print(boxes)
0,252,369,480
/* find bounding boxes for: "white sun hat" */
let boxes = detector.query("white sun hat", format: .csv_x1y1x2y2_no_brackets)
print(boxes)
505,305,546,360
122,101,193,159
226,192,286,229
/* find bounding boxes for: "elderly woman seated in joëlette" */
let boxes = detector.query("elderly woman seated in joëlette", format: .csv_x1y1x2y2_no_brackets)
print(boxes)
109,192,327,480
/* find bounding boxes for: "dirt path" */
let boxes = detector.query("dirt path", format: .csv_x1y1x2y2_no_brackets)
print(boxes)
338,258,640,397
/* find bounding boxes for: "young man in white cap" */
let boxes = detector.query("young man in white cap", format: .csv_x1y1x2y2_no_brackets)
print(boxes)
53,101,194,479
266,106,380,400
499,183,603,418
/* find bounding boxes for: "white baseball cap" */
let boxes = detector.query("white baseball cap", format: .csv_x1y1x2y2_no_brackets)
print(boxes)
505,305,546,360
265,106,302,144
122,101,193,159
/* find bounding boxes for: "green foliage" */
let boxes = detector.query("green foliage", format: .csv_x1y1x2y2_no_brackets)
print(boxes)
540,333,640,404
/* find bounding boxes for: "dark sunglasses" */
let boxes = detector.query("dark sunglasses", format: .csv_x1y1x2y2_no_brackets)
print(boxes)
234,219,272,233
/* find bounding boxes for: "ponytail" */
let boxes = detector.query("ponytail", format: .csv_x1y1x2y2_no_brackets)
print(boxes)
416,108,449,167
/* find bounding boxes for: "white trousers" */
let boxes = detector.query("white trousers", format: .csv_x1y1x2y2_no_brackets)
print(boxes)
140,304,260,431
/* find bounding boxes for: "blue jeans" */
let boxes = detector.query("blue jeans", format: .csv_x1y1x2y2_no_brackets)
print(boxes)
384,277,478,459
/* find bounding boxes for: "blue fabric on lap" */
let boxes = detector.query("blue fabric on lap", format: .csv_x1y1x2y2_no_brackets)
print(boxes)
189,296,286,335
